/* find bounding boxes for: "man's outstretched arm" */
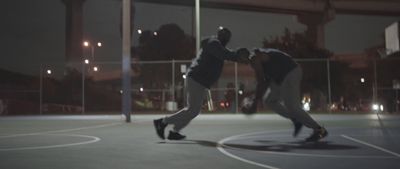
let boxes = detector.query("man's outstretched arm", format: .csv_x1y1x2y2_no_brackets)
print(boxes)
207,40,248,62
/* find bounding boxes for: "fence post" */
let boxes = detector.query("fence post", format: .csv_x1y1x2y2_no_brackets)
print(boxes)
373,59,378,104
82,62,85,114
235,62,239,113
327,59,332,113
39,64,43,115
172,60,175,101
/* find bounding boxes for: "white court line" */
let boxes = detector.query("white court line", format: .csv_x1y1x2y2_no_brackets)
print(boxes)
217,130,399,169
0,134,100,151
0,121,126,151
253,149,396,159
220,133,395,160
224,134,396,159
341,134,400,158
217,145,281,169
217,130,290,169
0,119,151,139
0,122,122,139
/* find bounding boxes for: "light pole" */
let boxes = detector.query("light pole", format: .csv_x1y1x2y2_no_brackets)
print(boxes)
82,59,89,114
83,40,102,61
39,65,52,115
83,40,102,74
122,0,132,122
82,41,102,114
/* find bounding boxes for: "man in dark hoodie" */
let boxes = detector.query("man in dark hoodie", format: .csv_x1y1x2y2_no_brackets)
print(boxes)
153,27,250,140
242,48,328,142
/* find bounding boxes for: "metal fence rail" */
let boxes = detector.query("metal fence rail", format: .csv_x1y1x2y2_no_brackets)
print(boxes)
1,58,399,115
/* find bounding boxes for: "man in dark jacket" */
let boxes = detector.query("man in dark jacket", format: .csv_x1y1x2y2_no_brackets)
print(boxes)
153,28,249,140
242,48,328,142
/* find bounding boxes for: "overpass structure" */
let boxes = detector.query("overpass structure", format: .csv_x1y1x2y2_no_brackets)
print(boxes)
63,0,400,65
136,0,400,16
137,0,400,49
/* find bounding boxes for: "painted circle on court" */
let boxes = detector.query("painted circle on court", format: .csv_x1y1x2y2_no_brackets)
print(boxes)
217,129,397,169
0,133,100,151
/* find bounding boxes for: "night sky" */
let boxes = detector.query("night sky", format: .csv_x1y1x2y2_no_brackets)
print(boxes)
1,0,399,76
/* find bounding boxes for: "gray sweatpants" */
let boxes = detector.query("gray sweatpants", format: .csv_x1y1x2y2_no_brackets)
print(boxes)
263,66,320,129
164,77,206,132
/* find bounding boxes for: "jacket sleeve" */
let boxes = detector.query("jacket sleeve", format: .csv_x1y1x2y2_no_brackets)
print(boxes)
207,40,239,61
251,60,269,104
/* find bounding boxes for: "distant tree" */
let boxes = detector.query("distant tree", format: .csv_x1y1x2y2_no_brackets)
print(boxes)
136,23,195,90
138,23,195,61
329,61,353,104
263,28,332,59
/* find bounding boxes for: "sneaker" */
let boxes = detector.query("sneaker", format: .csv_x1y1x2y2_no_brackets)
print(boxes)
305,127,328,142
291,119,303,137
167,131,186,140
153,118,167,140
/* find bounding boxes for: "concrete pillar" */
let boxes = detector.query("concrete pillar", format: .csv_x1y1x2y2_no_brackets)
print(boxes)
297,14,326,49
62,0,86,69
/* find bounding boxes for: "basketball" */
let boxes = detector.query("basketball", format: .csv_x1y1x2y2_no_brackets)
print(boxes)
241,96,256,115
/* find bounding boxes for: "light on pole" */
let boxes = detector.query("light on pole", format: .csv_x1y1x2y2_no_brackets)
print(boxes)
83,40,102,60
82,40,102,114
81,58,90,114
82,59,87,114
40,66,52,115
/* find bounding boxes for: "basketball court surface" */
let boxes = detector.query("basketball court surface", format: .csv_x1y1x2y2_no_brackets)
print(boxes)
1,114,399,169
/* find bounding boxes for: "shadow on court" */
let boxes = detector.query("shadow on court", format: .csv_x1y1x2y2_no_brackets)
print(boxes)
159,139,359,152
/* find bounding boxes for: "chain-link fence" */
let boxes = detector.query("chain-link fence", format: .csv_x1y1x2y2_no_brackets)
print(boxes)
1,59,399,115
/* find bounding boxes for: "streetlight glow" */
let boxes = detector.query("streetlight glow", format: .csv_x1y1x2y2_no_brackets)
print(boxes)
361,78,365,83
137,29,142,34
303,102,311,111
372,104,379,111
97,42,102,47
84,59,89,64
153,31,158,36
218,26,224,30
83,41,89,47
140,87,144,92
93,66,99,72
46,69,52,75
